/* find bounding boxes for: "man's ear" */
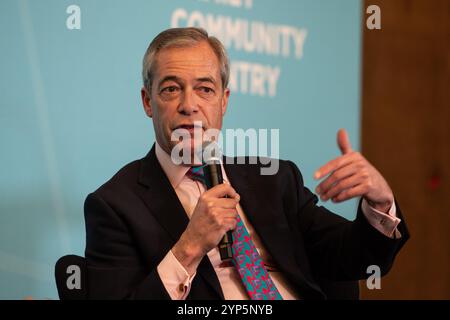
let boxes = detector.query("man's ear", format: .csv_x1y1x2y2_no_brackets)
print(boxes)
221,88,230,116
141,87,153,118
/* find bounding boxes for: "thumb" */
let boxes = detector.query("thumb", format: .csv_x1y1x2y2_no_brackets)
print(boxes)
337,128,353,154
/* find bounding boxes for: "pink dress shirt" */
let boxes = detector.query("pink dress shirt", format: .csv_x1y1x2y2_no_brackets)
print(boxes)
154,143,401,300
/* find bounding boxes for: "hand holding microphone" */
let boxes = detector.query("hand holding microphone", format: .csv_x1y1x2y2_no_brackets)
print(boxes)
172,142,238,275
201,142,235,261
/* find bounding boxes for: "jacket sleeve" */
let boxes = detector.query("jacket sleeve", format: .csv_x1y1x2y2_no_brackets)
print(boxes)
286,160,410,281
84,192,172,299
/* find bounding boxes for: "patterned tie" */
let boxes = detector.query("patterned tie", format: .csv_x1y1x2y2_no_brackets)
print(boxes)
186,166,283,300
186,165,207,184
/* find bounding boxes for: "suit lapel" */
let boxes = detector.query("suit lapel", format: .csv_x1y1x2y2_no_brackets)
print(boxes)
136,145,224,299
224,157,297,264
136,146,189,241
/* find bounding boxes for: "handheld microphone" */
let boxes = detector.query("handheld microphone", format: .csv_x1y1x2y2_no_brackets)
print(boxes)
201,142,233,261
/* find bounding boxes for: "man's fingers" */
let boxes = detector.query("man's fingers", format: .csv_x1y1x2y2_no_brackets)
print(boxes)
319,173,364,201
222,217,238,232
213,198,240,209
331,184,367,203
217,209,238,231
205,184,240,201
314,129,353,180
314,153,354,180
213,207,238,218
337,128,353,155
315,162,360,195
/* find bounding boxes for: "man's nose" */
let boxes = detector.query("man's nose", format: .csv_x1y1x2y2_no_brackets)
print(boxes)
178,89,199,115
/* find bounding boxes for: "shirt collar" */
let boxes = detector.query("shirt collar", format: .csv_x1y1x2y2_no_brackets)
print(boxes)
155,142,190,188
155,141,229,188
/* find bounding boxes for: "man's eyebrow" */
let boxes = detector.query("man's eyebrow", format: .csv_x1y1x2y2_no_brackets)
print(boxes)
196,77,217,85
157,76,181,88
157,76,217,88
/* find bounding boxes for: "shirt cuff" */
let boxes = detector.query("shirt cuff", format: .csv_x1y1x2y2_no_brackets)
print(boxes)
157,250,196,300
361,199,402,239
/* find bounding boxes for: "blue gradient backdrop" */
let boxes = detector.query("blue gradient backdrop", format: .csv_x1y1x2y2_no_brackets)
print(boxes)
0,0,361,299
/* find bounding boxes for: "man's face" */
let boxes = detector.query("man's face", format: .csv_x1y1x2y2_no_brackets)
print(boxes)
141,41,230,160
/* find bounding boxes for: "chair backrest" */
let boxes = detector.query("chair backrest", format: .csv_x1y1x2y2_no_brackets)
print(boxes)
55,255,88,300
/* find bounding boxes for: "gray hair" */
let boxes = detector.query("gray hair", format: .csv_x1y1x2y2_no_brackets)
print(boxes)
142,27,230,93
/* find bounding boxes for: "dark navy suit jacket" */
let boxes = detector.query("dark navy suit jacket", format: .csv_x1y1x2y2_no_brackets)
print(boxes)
84,145,409,299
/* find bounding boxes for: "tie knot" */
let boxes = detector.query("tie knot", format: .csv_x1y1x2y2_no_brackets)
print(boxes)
187,165,206,184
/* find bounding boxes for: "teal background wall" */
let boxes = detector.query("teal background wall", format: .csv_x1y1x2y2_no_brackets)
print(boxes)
0,0,362,299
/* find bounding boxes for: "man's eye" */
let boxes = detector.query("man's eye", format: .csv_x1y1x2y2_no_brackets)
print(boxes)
162,86,179,93
199,87,214,94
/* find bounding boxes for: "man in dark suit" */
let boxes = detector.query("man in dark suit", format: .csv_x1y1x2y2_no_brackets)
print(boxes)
84,27,409,300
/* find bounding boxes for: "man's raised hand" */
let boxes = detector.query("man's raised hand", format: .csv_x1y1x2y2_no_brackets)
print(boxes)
314,128,394,213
